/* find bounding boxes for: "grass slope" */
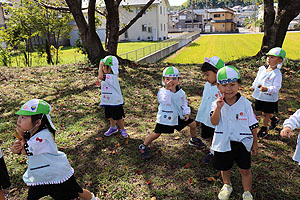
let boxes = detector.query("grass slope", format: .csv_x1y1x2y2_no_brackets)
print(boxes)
0,59,300,199
165,32,300,63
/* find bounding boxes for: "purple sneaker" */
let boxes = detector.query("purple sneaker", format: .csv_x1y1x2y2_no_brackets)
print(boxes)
121,129,128,138
104,127,118,136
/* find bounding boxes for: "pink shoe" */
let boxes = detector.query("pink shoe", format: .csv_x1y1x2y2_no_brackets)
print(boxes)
104,127,118,136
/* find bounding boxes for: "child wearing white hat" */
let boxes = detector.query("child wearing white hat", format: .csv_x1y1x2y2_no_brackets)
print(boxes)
11,99,99,200
138,66,206,159
96,55,128,138
281,109,300,165
195,56,225,164
211,66,258,200
251,47,286,138
0,145,10,200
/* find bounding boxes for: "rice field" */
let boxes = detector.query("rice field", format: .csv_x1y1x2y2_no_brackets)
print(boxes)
164,32,300,63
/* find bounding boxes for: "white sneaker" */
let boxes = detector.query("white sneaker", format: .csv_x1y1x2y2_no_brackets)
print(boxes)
242,191,253,200
218,184,233,200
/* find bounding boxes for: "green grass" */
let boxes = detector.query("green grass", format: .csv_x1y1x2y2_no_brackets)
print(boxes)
165,32,300,63
1,58,300,199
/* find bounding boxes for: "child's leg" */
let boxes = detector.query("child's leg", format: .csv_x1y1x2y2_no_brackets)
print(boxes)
238,168,252,192
188,121,197,137
78,189,93,200
109,118,116,128
143,133,161,146
262,112,272,127
117,118,125,129
221,170,231,185
0,190,5,200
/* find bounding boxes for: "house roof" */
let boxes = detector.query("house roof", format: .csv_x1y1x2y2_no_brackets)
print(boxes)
120,0,170,7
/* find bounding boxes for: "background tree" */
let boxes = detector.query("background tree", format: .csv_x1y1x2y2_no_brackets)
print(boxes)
258,0,300,55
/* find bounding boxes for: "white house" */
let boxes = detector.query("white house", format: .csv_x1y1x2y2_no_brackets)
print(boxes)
70,0,170,46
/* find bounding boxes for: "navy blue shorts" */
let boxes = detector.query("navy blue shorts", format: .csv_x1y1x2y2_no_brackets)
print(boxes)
154,117,194,134
254,99,278,114
200,123,215,139
213,141,251,171
104,105,125,120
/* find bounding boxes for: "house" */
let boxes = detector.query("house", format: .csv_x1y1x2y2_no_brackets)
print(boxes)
210,8,236,32
70,0,170,46
168,9,204,32
0,0,11,29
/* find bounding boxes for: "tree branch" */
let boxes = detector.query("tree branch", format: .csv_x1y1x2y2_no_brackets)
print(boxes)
119,0,155,35
88,0,97,32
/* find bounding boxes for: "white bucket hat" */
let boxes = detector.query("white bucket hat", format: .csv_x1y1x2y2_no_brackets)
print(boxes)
204,56,225,70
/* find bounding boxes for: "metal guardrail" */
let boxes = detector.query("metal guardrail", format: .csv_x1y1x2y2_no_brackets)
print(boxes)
119,31,200,61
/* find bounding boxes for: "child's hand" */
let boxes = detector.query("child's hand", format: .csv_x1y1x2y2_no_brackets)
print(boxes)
96,79,101,86
260,86,268,92
216,91,224,108
11,140,23,154
251,141,258,155
250,87,254,91
165,80,173,91
184,114,190,121
280,127,292,138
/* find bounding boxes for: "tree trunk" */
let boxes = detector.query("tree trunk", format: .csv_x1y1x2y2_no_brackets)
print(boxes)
258,0,300,56
66,0,106,65
104,0,120,55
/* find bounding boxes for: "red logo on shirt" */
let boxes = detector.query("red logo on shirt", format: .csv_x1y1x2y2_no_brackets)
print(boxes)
240,112,243,116
36,137,43,142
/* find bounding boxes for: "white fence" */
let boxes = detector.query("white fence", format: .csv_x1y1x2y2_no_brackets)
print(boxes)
119,31,201,63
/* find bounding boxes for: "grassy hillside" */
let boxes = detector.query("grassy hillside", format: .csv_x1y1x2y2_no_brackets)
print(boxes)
165,32,300,63
1,59,300,199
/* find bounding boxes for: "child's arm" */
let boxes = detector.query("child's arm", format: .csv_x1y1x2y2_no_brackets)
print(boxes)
210,92,224,125
181,95,191,121
11,140,25,155
96,61,105,85
281,109,300,138
260,74,282,93
251,128,258,155
251,67,262,89
157,88,172,105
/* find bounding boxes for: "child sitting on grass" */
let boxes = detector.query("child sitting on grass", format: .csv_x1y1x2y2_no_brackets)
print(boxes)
195,56,225,164
210,66,258,200
138,66,206,159
96,55,128,138
280,109,300,165
251,47,286,138
11,99,99,200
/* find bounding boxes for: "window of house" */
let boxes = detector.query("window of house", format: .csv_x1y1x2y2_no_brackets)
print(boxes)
161,24,163,31
222,24,224,27
179,15,186,20
148,27,152,33
164,24,165,31
142,24,147,32
214,14,220,18
160,6,162,14
222,14,224,16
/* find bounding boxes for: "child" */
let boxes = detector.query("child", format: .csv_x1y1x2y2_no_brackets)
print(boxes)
280,109,300,165
11,99,99,200
251,47,286,138
96,55,128,138
0,145,11,200
210,66,258,200
138,66,206,159
196,56,225,164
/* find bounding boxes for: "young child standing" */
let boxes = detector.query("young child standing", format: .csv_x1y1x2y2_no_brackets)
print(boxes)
196,56,225,164
11,99,99,200
138,66,206,159
0,145,10,200
280,109,300,165
210,66,258,200
251,47,286,137
96,55,128,138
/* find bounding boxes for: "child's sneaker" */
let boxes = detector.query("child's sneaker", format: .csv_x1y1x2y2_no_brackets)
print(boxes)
138,144,150,159
189,137,206,148
121,129,128,138
242,191,253,200
269,117,280,130
202,152,214,164
218,184,233,200
257,127,268,138
104,127,118,136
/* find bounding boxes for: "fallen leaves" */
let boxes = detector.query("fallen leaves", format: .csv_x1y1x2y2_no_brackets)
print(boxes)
184,161,192,169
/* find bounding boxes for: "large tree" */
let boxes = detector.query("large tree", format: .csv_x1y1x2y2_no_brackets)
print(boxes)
258,0,300,55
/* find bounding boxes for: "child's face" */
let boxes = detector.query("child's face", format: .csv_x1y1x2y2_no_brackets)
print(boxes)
267,56,283,67
203,70,217,84
103,65,112,74
163,77,179,88
17,115,33,135
217,81,240,100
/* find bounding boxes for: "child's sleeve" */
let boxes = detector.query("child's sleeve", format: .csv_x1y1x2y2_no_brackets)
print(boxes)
157,88,172,105
26,137,55,155
181,95,191,115
251,67,261,88
266,74,282,93
248,107,259,130
283,109,300,130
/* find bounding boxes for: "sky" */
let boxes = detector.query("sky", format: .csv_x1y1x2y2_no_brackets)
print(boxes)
169,0,186,6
